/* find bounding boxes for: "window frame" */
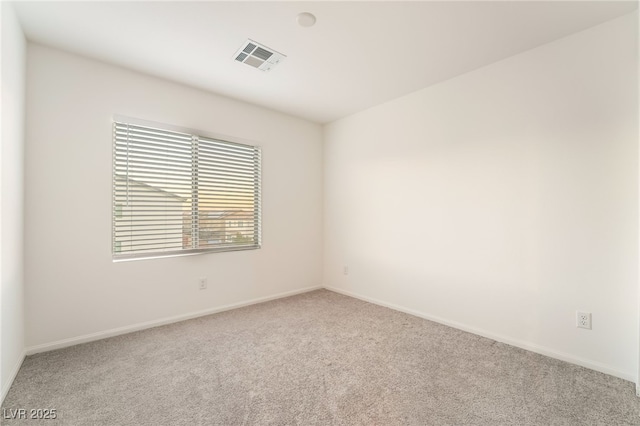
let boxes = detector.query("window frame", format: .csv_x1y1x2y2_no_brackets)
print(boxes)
112,116,262,262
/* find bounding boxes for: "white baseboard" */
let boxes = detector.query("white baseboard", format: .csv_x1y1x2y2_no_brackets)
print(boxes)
324,285,635,383
26,285,322,356
1,350,26,405
20,284,636,388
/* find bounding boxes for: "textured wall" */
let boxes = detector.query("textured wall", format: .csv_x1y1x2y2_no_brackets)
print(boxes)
1,2,26,402
324,13,638,380
24,44,323,349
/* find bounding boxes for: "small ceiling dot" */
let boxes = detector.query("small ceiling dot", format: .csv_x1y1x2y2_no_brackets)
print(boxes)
297,12,316,28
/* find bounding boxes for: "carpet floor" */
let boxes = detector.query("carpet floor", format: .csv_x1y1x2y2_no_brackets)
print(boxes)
2,289,639,425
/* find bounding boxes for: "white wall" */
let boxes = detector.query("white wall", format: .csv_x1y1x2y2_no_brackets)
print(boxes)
25,44,323,349
1,2,26,401
324,12,638,381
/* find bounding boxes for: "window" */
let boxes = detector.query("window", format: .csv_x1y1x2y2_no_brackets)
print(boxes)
113,121,261,260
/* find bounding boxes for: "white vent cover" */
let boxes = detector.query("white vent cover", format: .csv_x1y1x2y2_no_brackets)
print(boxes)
234,39,286,72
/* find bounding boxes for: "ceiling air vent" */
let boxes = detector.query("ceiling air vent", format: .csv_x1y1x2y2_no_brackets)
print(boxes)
234,39,286,72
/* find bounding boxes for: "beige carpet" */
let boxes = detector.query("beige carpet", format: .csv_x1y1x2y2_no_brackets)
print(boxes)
2,289,639,425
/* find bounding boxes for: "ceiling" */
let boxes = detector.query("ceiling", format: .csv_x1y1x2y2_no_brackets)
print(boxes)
13,1,638,124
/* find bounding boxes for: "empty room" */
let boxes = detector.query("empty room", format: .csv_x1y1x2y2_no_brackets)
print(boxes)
1,0,639,424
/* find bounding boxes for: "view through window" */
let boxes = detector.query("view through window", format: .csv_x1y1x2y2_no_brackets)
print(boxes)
113,121,261,259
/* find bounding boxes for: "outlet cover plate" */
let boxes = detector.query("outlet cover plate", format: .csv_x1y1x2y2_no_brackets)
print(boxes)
576,311,592,329
199,277,207,290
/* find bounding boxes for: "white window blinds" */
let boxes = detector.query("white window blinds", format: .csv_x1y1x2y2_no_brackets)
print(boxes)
113,121,261,260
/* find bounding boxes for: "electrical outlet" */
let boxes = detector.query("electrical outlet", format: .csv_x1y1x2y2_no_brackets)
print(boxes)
343,266,349,275
576,311,591,329
199,277,207,290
